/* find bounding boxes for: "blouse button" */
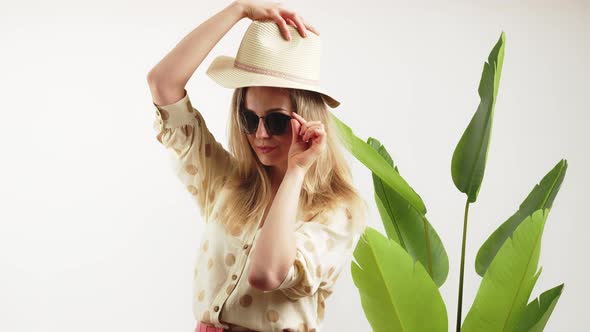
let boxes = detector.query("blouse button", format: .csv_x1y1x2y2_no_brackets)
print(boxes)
243,244,249,250
231,274,237,280
213,305,220,312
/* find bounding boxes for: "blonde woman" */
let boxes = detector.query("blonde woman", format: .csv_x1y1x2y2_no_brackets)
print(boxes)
147,1,367,331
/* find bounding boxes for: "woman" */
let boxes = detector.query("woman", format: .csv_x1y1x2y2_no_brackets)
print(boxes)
147,1,368,331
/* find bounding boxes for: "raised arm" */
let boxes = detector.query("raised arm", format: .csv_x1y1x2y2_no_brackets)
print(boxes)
147,0,316,97
147,2,246,221
146,1,245,99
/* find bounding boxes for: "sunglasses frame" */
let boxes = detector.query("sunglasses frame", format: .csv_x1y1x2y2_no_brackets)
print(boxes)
239,107,295,136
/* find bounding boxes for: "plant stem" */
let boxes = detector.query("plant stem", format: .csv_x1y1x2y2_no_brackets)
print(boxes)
456,199,470,332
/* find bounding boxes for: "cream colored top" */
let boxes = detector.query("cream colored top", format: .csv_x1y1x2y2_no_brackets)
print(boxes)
152,89,365,332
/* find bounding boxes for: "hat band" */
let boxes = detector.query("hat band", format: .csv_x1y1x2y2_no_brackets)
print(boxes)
234,60,320,86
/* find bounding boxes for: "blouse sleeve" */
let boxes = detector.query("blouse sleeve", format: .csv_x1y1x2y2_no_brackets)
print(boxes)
268,204,367,300
152,89,236,220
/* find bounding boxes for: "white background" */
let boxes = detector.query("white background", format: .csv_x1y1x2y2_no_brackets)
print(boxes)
1,0,588,331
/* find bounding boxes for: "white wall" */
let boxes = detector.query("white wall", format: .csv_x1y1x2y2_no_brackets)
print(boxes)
1,0,588,331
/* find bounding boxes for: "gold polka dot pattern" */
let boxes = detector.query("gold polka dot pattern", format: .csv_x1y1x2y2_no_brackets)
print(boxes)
230,225,243,237
345,208,352,220
201,310,210,322
185,164,197,175
265,309,279,323
152,89,365,331
187,185,198,195
225,253,236,266
159,109,169,120
239,294,252,307
207,258,214,270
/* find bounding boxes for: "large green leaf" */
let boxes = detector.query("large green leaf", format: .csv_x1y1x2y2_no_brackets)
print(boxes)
369,137,449,287
351,227,447,332
451,32,505,203
331,113,426,214
476,159,567,276
462,208,549,332
514,284,564,332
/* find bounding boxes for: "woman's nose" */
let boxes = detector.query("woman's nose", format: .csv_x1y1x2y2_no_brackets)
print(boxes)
255,118,270,138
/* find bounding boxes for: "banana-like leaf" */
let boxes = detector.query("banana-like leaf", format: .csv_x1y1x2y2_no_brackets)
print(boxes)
451,32,505,203
369,137,449,287
462,208,549,332
476,159,567,276
330,113,426,214
514,284,564,332
351,227,447,332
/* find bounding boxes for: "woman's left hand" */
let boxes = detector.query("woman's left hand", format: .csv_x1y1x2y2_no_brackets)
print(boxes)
287,112,327,173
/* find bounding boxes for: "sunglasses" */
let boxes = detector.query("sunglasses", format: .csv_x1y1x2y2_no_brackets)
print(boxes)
239,108,294,136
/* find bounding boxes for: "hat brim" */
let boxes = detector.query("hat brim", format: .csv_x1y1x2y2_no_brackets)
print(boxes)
206,55,340,108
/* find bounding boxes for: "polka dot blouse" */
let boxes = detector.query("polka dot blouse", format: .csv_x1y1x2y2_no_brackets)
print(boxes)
152,89,366,332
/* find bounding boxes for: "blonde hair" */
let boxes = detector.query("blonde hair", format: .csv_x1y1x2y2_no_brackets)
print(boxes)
212,86,368,236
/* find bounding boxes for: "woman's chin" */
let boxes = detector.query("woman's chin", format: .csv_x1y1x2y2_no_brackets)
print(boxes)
258,153,285,166
259,156,274,165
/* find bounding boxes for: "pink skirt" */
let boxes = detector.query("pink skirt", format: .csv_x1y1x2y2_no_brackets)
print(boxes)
195,321,258,332
195,321,225,332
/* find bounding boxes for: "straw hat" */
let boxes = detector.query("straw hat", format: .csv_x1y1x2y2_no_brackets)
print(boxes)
206,20,340,108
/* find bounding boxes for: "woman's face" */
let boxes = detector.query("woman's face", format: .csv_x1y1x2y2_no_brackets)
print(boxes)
243,86,294,169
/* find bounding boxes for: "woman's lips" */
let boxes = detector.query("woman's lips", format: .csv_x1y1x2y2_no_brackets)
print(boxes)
257,146,276,153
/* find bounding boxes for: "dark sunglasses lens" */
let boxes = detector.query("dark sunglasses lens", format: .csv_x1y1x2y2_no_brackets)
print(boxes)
240,111,291,135
240,111,258,134
266,113,291,135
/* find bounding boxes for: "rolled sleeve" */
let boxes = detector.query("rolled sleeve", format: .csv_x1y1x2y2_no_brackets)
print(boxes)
153,89,198,129
273,263,301,290
271,205,365,300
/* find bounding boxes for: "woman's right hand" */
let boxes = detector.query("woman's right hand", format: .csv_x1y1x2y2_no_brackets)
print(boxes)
236,0,319,41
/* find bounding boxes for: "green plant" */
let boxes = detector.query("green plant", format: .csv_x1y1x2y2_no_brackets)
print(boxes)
330,31,566,332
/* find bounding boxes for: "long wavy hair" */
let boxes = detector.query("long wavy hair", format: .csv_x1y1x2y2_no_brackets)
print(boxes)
212,86,368,237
